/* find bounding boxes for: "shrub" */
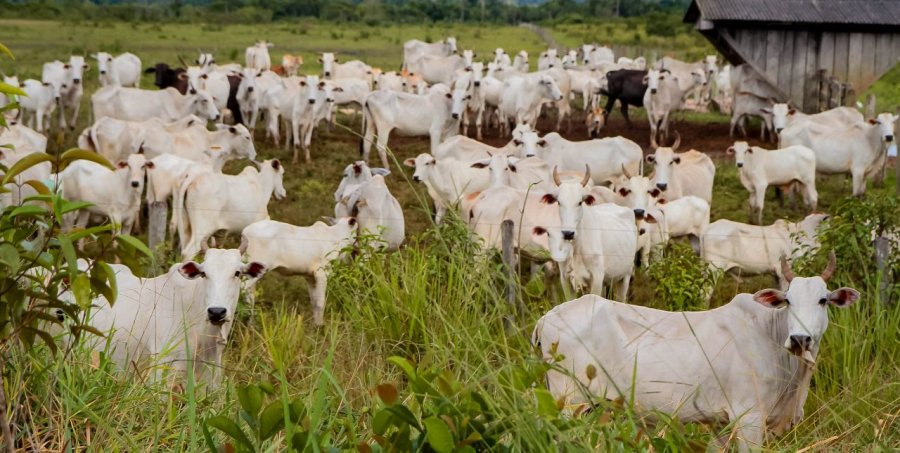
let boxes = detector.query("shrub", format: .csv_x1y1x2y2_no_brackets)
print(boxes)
646,242,719,311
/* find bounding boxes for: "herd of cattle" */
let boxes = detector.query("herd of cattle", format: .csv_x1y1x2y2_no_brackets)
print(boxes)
1,36,895,451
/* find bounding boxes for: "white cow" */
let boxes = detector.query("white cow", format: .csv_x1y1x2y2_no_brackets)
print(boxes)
17,79,56,133
644,68,703,146
92,86,220,122
376,71,404,92
320,53,373,82
175,159,286,259
362,84,461,169
524,131,642,185
408,54,467,86
730,91,776,141
241,218,356,325
493,48,512,69
532,255,859,451
582,44,615,66
291,76,340,162
334,161,390,217
145,152,229,208
93,52,141,88
184,66,231,120
779,113,897,196
236,68,281,129
538,49,561,71
0,123,47,153
635,196,711,264
728,141,818,224
403,37,457,70
645,141,715,203
42,56,87,130
59,153,152,240
701,213,829,289
263,75,306,147
497,74,563,133
79,249,265,387
345,174,405,251
766,103,864,135
513,50,529,72
245,41,273,71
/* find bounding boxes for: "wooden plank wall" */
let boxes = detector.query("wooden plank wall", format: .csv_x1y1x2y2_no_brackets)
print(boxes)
722,27,900,112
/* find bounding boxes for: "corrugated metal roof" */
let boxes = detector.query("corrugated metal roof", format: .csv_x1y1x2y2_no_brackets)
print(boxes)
686,0,900,26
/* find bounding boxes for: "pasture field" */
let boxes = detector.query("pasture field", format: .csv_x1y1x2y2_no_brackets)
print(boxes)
2,19,900,451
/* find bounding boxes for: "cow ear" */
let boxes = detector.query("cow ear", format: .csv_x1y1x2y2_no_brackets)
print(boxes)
144,67,156,74
760,107,772,114
644,213,658,224
828,288,860,307
242,262,266,278
116,161,128,169
178,262,205,279
540,193,557,204
83,64,89,69
63,64,70,69
583,194,596,206
144,161,155,169
867,118,878,125
200,74,208,79
726,146,735,155
317,57,323,63
299,80,307,86
334,87,344,92
752,289,788,308
228,126,237,134
657,198,667,204
371,168,391,177
537,139,547,147
403,158,416,168
787,108,797,116
347,217,357,226
532,226,547,236
513,139,523,146
470,161,489,169
645,154,656,163
508,163,517,173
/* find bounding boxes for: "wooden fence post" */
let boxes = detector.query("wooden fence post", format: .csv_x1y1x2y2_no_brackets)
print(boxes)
895,107,900,197
500,219,519,325
865,94,877,119
147,201,168,256
874,236,892,305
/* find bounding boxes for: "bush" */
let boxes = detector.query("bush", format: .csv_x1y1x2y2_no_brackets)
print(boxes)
646,242,719,311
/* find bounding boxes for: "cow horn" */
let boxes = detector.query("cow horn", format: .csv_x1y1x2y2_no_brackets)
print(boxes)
780,255,796,283
820,251,837,282
671,131,681,151
177,54,189,68
552,165,562,186
238,235,248,255
581,164,591,187
650,133,658,150
621,163,633,179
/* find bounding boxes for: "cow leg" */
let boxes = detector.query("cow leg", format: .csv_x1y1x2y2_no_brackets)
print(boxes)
75,211,91,250
362,109,376,163
851,168,867,197
475,107,484,141
69,101,80,131
732,413,765,453
621,104,632,128
307,268,327,326
754,188,765,225
613,276,629,303
376,130,391,169
804,182,818,212
57,101,67,131
291,118,302,164
729,114,738,137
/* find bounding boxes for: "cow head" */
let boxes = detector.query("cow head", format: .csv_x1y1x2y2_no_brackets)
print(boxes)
645,133,682,191
753,252,859,363
191,90,220,121
178,248,266,325
215,124,256,161
868,112,898,143
260,159,286,200
562,50,578,67
543,166,594,240
470,62,484,86
704,55,718,78
92,52,113,77
765,103,796,133
690,68,707,87
726,141,751,169
470,153,520,188
538,75,563,102
644,69,662,95
320,53,336,78
447,86,470,120
493,48,505,62
581,45,594,65
303,75,320,105
514,128,545,158
240,67,258,95
531,225,573,263
586,108,606,138
67,56,87,86
197,52,215,68
335,161,389,203
403,153,438,184
117,152,153,191
612,166,659,220
444,37,458,55
462,49,475,68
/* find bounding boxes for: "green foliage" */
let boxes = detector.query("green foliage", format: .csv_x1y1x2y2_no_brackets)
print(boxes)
646,242,719,311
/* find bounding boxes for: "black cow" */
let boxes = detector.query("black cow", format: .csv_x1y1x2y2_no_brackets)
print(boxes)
226,74,244,125
144,63,188,94
602,69,648,128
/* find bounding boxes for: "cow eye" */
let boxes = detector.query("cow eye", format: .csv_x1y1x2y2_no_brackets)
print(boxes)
234,271,241,277
819,298,827,305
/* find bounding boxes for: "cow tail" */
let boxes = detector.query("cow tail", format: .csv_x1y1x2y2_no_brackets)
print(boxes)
359,101,370,157
172,171,198,252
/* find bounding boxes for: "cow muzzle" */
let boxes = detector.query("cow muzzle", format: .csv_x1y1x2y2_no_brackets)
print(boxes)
248,87,254,93
324,71,331,77
207,307,228,324
100,70,107,75
787,334,812,356
633,208,645,219
131,181,140,188
562,230,575,241
474,81,480,87
412,176,421,183
650,88,657,95
776,127,784,134
451,113,459,119
308,99,316,104
736,162,743,168
656,183,667,191
886,135,894,142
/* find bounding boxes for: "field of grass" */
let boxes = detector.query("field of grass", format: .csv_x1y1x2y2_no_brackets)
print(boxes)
2,19,900,452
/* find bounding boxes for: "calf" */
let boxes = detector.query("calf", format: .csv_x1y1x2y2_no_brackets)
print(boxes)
291,76,341,163
175,159,286,259
79,249,265,387
533,254,859,451
17,79,55,133
728,141,818,224
241,218,355,325
93,52,141,88
59,152,153,241
281,54,303,76
731,91,776,141
236,68,281,129
701,213,829,289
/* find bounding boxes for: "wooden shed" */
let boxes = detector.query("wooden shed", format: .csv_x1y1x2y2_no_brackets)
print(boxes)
684,0,900,112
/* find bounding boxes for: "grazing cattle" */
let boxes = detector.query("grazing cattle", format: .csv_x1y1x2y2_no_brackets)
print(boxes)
538,49,561,70
236,68,281,129
0,145,52,208
184,66,232,122
291,76,340,162
524,131,642,185
334,161,390,217
145,152,230,209
645,138,715,203
408,54,467,85
779,113,897,196
327,77,371,126
245,41,273,71
728,141,818,224
497,74,563,133
533,254,859,452
362,84,461,169
766,103,863,135
643,68,680,146
701,213,829,289
59,153,153,240
281,54,303,76
403,37,457,70
92,86,220,122
263,75,306,147
730,91,776,140
567,69,601,111
513,50,529,72
582,44,615,66
42,56,87,130
404,153,491,223
320,53,373,82
345,174,405,250
144,63,189,94
93,52,141,88
601,69,647,127
636,196,711,264
175,159,286,259
241,218,356,325
79,249,265,387
17,79,55,133
77,116,224,163
376,71,404,92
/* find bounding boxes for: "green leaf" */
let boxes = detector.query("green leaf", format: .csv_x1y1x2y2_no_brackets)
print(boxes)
200,420,219,453
94,260,117,306
237,385,263,419
24,327,58,355
376,383,398,405
0,82,24,97
534,388,559,418
205,416,254,451
387,356,416,380
290,432,309,452
257,381,276,395
258,400,285,441
0,243,20,275
372,408,393,436
1,153,53,186
72,273,91,311
60,200,93,215
422,416,454,453
59,148,114,170
9,205,47,218
115,235,153,258
58,235,78,275
385,405,421,432
0,43,13,60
